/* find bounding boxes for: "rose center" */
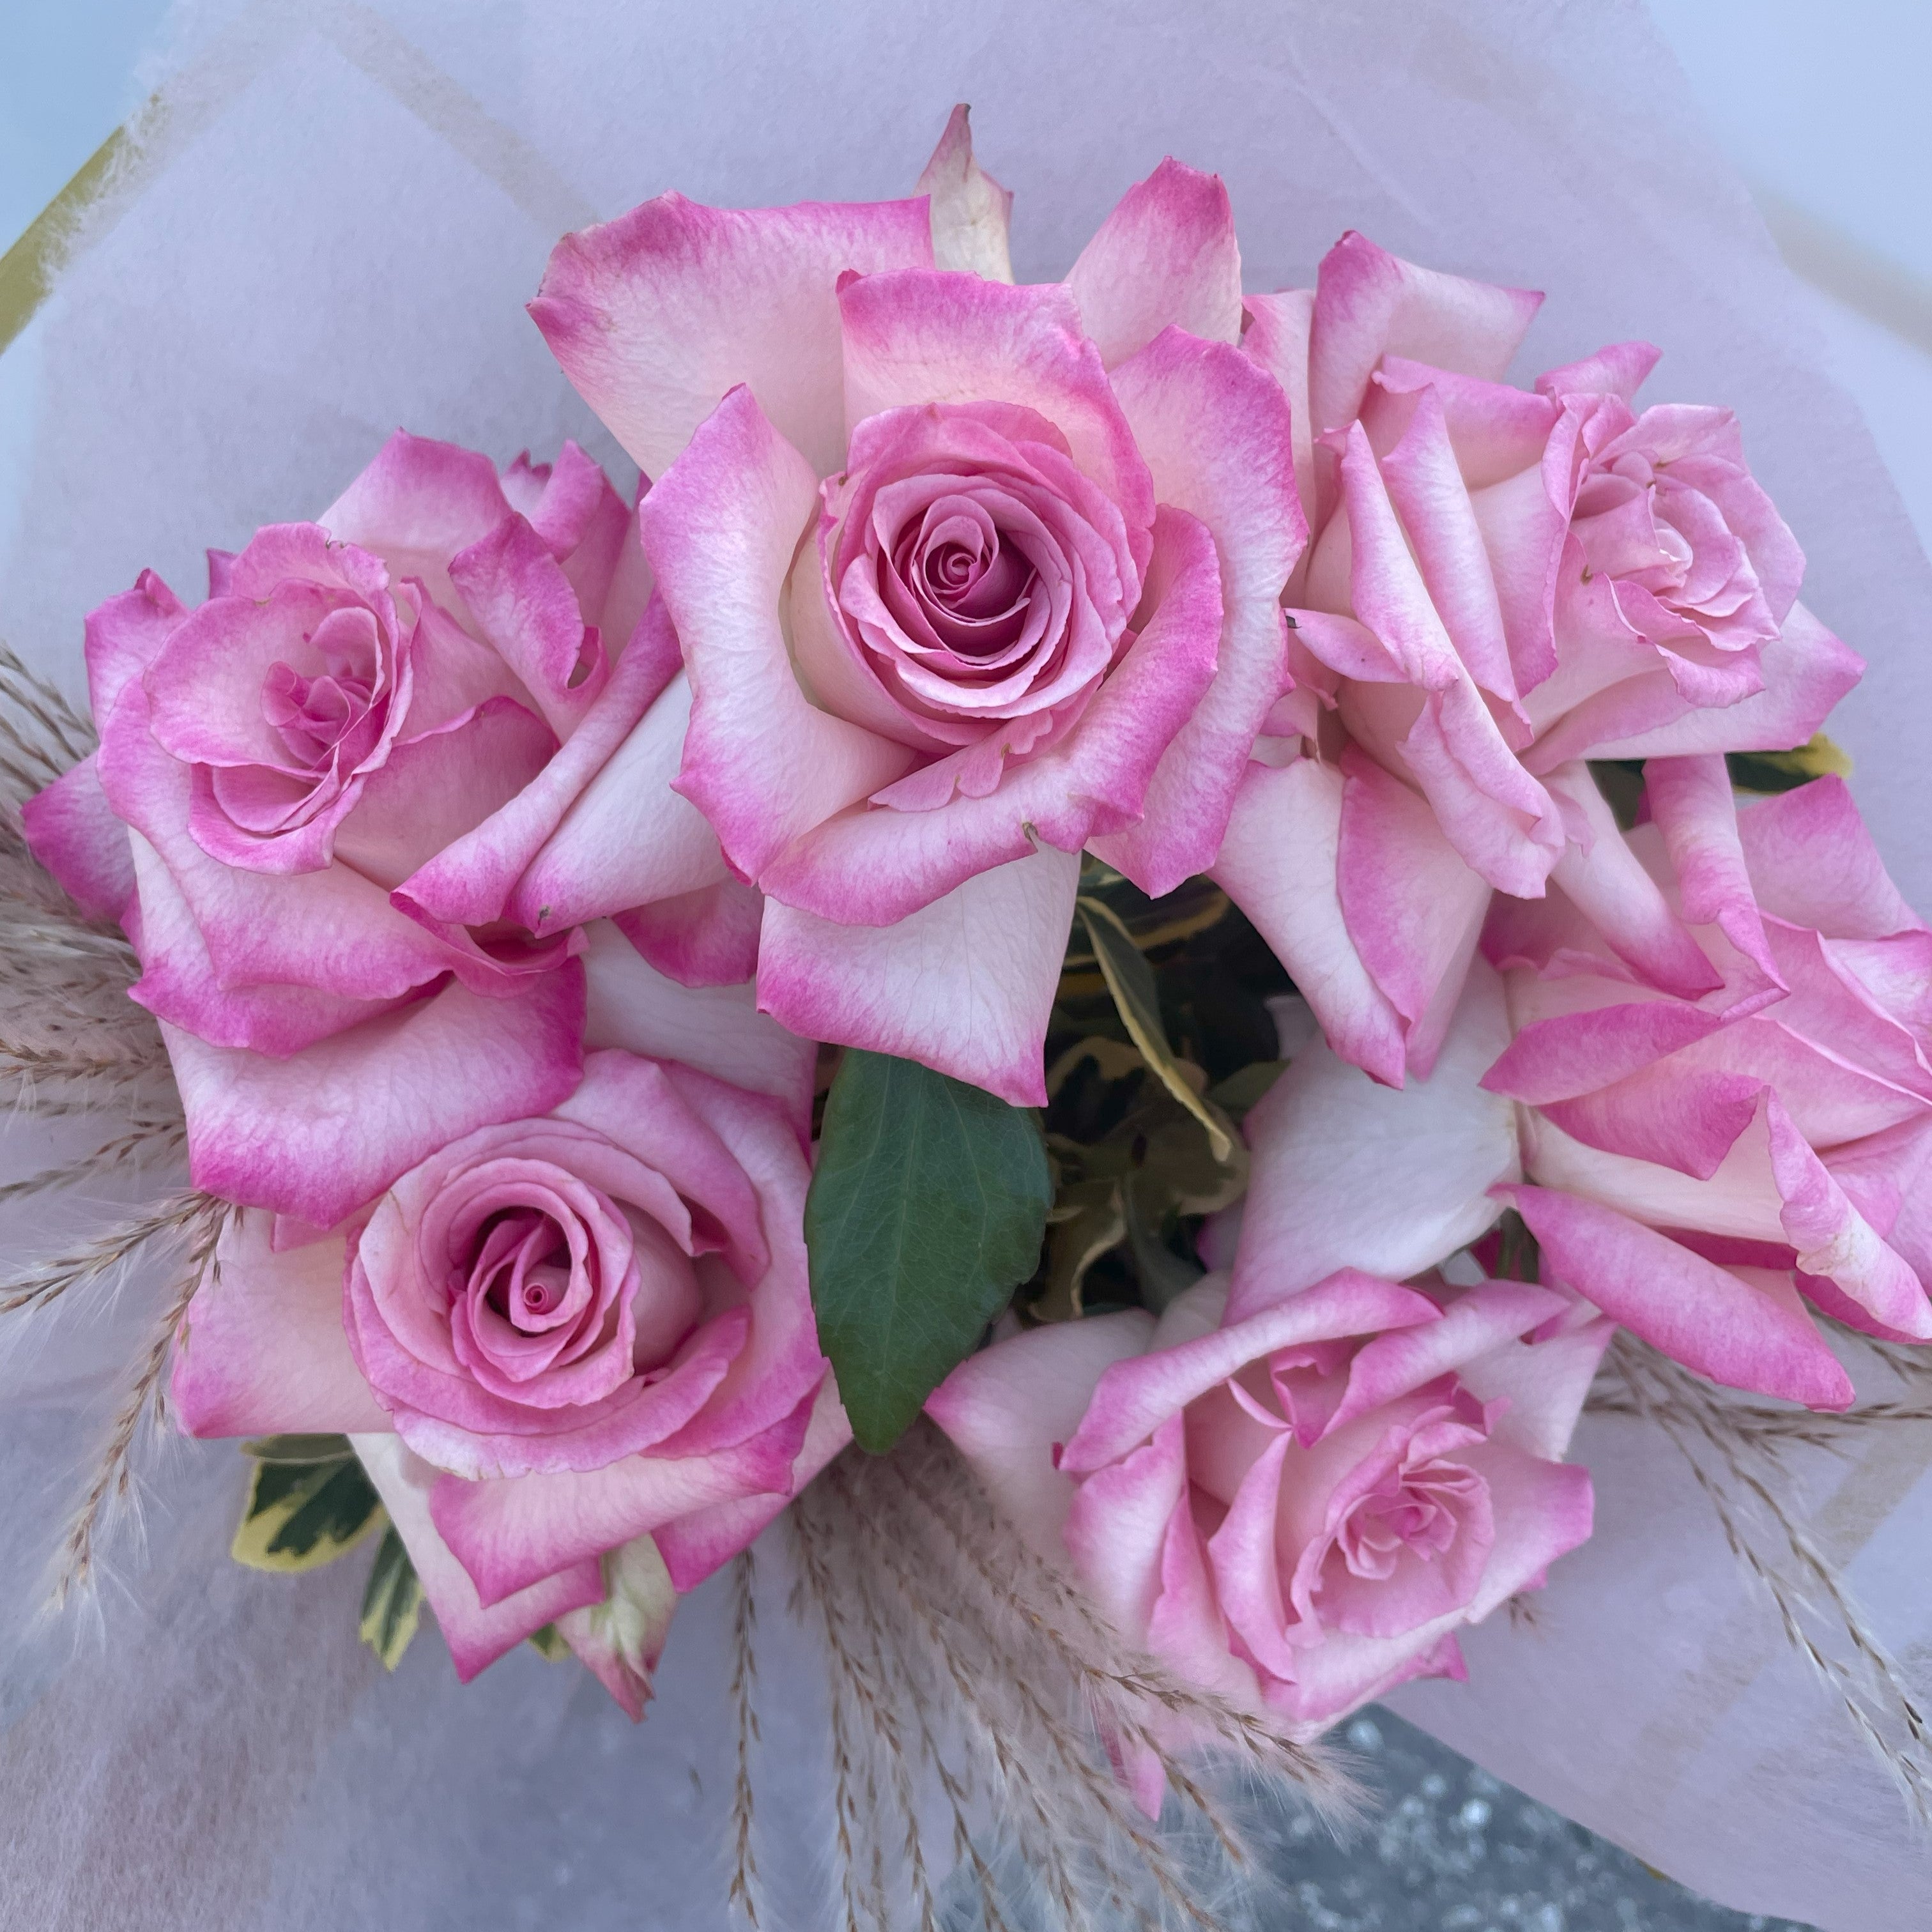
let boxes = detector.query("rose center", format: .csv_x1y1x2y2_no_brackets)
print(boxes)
883,498,1043,666
464,1206,586,1335
259,604,387,771
1337,1459,1475,1580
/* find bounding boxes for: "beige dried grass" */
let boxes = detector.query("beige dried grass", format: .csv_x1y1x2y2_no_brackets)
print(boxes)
774,1422,1359,1932
1592,1335,1932,1825
50,1193,226,1607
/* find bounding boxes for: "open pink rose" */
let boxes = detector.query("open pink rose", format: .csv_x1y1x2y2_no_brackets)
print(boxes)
1234,769,1931,1409
526,109,1305,1101
1213,235,1862,1088
1480,764,1932,1398
21,432,690,1223
930,1266,1604,1801
170,1006,837,1704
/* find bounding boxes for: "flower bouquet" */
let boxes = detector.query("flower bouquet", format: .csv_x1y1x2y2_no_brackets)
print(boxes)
4,9,1931,1929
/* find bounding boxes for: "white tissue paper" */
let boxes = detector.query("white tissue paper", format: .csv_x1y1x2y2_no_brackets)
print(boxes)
3,2,1929,1926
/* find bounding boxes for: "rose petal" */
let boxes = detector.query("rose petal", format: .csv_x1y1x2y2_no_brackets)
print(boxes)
533,192,933,481
640,386,915,882
1227,962,1519,1322
1065,159,1243,368
756,842,1079,1105
352,1433,604,1680
167,967,586,1228
171,1215,389,1437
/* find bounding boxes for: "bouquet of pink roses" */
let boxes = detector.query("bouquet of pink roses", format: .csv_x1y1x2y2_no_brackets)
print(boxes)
6,95,1930,1928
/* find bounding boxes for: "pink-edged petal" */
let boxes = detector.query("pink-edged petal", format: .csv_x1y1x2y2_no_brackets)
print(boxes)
1454,1310,1617,1461
1064,1412,1191,1650
1545,763,1723,998
1331,419,1460,686
1089,328,1305,894
1518,1101,1791,1245
1065,159,1243,369
171,1214,389,1437
1205,1428,1303,1677
1335,746,1492,1075
167,967,585,1229
395,594,682,932
1497,1183,1853,1408
582,919,815,1144
1374,356,1562,487
533,192,933,480
638,386,914,880
1241,288,1317,544
427,1398,813,1607
1211,755,1408,1087
1761,1093,1932,1338
1736,774,1923,942
613,880,764,990
99,682,460,1009
124,832,406,1054
756,843,1077,1106
1324,1282,1568,1436
82,569,187,719
446,513,608,737
1376,383,1516,700
1480,994,1729,1107
332,696,556,894
1536,341,1661,402
926,1310,1156,1556
1459,1445,1596,1623
351,1432,605,1681
1060,1271,1438,1474
21,755,134,919
1309,231,1542,454
915,104,1013,282
509,669,732,934
766,505,1221,923
1537,602,1861,765
653,1372,852,1591
1538,1059,1767,1183
1227,962,1519,1323
556,1533,678,1721
319,431,510,618
1394,676,1565,898
1644,753,1782,987
838,269,1156,551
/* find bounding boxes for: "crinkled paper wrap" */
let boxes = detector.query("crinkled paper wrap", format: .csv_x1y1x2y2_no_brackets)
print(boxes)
3,1,1929,1925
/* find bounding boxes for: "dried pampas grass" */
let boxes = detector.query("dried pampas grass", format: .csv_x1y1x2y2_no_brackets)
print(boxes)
1589,1333,1932,1826
754,1422,1361,1932
47,1193,227,1607
0,640,176,1143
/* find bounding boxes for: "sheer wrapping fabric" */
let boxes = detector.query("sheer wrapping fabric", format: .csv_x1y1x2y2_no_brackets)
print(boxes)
2,3,1929,1925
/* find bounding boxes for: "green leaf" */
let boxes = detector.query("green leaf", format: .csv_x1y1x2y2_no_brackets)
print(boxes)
232,1441,383,1573
358,1525,423,1669
525,1621,571,1662
1077,897,1233,1162
1206,1059,1285,1124
240,1432,356,1464
806,1048,1053,1452
1728,733,1852,795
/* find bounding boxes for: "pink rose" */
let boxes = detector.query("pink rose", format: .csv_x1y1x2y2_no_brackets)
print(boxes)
1213,234,1862,1087
171,1015,839,1706
930,1266,1604,1800
1482,763,1932,1399
1231,767,1931,1409
22,433,684,1226
525,109,1305,1102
